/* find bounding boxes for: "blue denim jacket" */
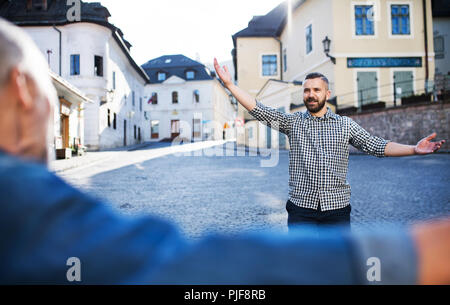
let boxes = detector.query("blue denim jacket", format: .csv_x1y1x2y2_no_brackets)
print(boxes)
0,151,416,284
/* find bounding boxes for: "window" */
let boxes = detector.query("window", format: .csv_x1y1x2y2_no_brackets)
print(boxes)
94,55,103,77
262,55,277,76
391,5,410,35
283,49,287,72
151,120,159,139
357,71,378,106
434,36,445,59
150,92,158,105
132,91,135,107
134,125,137,139
107,109,111,127
394,71,414,98
186,70,195,80
193,90,200,103
305,24,313,54
172,91,178,104
139,97,142,112
157,72,166,81
70,54,80,76
112,71,116,89
113,113,117,130
32,0,47,10
355,5,374,35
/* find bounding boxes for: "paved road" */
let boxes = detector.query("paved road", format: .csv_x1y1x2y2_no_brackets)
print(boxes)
58,143,450,239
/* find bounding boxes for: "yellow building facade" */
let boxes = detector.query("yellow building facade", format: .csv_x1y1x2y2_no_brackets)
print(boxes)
233,0,435,147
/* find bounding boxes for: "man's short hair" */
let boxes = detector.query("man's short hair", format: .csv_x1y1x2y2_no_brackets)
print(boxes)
0,17,55,104
304,72,329,88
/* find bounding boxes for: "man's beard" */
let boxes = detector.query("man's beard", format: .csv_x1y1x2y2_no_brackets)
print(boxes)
304,96,326,113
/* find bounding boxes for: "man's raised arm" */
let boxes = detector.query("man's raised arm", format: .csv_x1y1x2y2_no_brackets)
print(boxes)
214,58,296,135
214,58,256,112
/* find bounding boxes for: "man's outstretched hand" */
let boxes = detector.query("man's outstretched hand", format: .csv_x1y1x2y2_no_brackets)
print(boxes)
214,58,232,88
414,133,446,155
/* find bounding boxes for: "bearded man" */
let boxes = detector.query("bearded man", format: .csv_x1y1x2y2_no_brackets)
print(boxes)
214,59,445,230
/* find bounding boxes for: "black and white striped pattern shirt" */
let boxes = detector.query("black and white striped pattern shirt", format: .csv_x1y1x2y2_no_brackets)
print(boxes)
249,101,390,211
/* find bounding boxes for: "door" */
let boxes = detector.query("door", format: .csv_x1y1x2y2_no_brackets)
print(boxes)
61,114,69,148
357,71,378,106
193,119,201,139
60,114,69,148
171,120,180,139
151,120,159,139
394,71,414,98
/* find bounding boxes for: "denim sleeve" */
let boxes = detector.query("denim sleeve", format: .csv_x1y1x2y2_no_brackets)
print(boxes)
248,100,297,136
0,163,362,284
348,118,390,157
0,156,416,285
350,227,418,285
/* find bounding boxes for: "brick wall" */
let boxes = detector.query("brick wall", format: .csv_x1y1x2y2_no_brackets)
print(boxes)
346,101,450,153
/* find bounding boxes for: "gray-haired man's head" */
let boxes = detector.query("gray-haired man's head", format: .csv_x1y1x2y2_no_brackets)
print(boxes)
0,18,56,163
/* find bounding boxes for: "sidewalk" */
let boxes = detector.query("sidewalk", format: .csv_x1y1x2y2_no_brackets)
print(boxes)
50,140,232,174
49,142,156,173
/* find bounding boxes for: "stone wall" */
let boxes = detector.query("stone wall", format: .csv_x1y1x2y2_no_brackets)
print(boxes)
346,101,450,153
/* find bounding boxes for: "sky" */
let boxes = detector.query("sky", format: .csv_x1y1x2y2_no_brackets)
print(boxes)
84,0,284,66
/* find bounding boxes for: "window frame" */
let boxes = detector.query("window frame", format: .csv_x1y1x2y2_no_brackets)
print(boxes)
151,92,158,105
94,55,103,77
157,72,166,82
354,5,375,36
193,90,200,103
351,1,378,39
260,54,279,78
186,70,195,80
387,1,414,39
70,54,80,76
172,91,179,104
434,35,445,59
305,23,313,55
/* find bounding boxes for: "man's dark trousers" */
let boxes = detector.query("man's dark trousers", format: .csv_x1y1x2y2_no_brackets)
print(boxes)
286,200,351,230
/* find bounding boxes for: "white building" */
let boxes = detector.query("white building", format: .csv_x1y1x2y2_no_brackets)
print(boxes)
142,55,237,142
1,0,150,150
50,70,92,159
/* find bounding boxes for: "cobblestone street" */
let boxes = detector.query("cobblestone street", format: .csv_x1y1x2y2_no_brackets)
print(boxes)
57,143,450,239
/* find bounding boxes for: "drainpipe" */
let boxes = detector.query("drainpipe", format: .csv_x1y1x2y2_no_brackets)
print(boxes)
52,25,62,76
274,37,283,81
422,0,429,93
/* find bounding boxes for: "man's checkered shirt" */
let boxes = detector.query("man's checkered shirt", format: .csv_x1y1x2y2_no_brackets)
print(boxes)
249,101,390,211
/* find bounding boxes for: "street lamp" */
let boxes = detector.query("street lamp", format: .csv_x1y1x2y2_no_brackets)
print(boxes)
322,36,336,64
